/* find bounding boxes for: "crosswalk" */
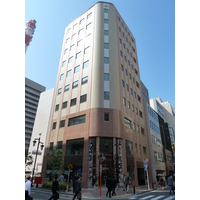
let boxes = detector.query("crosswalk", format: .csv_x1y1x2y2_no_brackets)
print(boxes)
129,194,175,200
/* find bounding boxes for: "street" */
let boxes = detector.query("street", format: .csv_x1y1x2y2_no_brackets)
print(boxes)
30,188,175,200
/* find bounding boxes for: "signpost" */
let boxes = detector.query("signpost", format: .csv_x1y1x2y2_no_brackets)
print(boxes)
67,164,73,191
144,161,150,190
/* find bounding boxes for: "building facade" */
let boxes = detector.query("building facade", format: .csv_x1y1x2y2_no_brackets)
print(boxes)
41,2,151,188
25,77,46,152
25,88,54,176
141,82,166,184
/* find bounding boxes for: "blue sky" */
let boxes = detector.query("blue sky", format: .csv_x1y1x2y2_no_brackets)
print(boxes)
25,0,175,107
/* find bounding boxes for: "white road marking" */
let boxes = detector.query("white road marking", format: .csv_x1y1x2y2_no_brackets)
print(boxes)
151,195,165,200
140,195,155,199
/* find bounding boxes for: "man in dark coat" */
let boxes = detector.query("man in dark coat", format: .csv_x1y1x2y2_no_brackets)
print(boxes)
106,176,112,198
49,175,59,200
111,176,116,196
72,175,81,200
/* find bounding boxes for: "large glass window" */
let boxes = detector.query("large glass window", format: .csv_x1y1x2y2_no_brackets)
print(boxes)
66,138,84,156
124,117,131,129
68,115,86,126
126,140,135,180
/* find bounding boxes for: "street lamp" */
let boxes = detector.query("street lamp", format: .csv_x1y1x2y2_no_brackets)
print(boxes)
31,133,44,184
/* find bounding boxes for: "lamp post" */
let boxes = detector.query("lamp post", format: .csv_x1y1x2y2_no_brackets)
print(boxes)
31,133,44,184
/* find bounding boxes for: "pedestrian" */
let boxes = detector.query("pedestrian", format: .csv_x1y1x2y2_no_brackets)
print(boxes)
59,173,64,182
126,176,130,193
49,175,59,200
159,177,165,191
123,174,126,191
111,176,116,196
72,175,82,200
167,175,175,194
25,176,32,200
106,175,112,198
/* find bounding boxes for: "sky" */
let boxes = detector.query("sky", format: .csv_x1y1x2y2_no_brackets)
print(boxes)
25,0,175,108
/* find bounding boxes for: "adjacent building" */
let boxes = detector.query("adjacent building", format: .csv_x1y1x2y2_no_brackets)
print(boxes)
25,77,46,152
141,82,166,184
41,2,151,188
25,88,54,176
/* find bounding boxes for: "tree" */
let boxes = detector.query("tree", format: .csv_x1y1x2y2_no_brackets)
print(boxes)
25,151,34,168
47,149,64,176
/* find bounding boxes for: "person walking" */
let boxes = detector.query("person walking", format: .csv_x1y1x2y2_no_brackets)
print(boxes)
49,175,59,200
111,176,116,196
59,173,64,182
167,175,175,194
126,176,130,193
25,176,32,200
106,176,112,198
159,177,165,191
123,174,126,191
72,175,82,200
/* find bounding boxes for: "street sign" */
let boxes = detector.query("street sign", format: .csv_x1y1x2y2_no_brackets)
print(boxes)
144,167,147,171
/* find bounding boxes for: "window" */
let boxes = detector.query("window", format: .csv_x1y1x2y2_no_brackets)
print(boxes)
130,88,133,95
139,110,143,118
125,69,128,75
80,18,84,24
70,98,77,106
57,141,62,149
65,84,70,91
120,50,123,57
68,115,86,126
86,23,92,29
139,145,142,154
130,52,132,58
123,43,125,49
133,123,136,131
104,30,109,36
68,56,73,63
77,39,83,46
124,55,126,62
127,49,129,54
62,101,67,109
76,51,81,59
52,122,56,130
58,88,62,94
104,113,110,121
121,64,124,71
125,27,127,32
124,117,131,128
72,80,78,89
104,43,109,49
122,32,124,37
126,84,129,91
66,138,84,156
127,101,130,109
55,104,59,111
132,77,135,83
64,49,68,55
67,69,71,77
135,68,138,75
50,142,53,150
126,37,128,42
60,73,64,80
135,107,138,114
104,57,109,64
134,92,136,98
87,12,92,19
138,95,141,102
82,76,88,85
119,38,122,44
135,143,138,153
60,120,65,128
122,22,124,27
104,8,108,13
74,65,80,73
118,17,120,22
132,104,134,112
62,60,66,67
143,146,147,155
123,97,126,106
80,94,87,103
104,19,108,24
84,46,90,54
136,81,140,88
66,38,69,44
83,60,89,69
128,60,130,66
132,47,135,52
129,73,131,79
134,58,137,64
72,33,76,39
122,80,125,87
104,91,110,100
119,27,121,32
104,73,109,81
79,28,84,35
141,128,145,135
70,44,75,51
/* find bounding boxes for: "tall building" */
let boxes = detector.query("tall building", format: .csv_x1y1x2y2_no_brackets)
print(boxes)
25,78,46,152
25,88,54,176
41,2,151,188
